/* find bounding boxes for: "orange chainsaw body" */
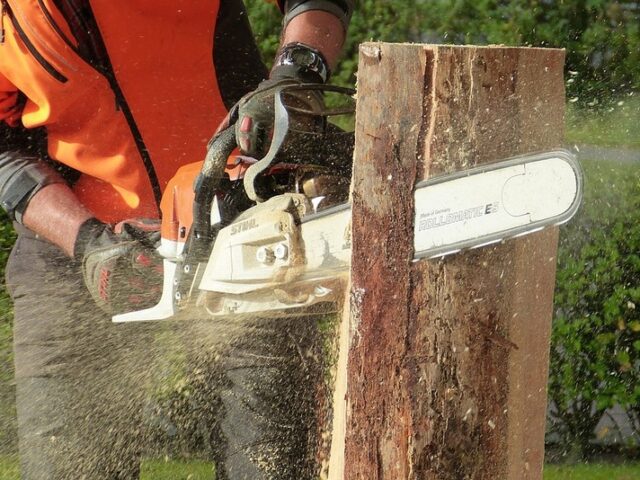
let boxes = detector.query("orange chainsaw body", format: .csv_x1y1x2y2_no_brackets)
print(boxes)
160,156,253,244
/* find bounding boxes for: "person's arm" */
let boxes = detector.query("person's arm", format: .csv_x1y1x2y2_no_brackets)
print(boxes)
274,0,354,78
0,113,159,314
280,10,345,70
22,183,92,257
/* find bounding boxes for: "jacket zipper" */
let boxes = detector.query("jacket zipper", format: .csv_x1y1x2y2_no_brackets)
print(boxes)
3,1,67,82
36,0,78,54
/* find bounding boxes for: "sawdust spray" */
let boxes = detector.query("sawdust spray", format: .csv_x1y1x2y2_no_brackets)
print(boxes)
4,294,329,479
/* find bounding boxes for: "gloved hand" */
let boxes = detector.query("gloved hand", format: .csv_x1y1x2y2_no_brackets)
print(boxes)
73,218,163,315
235,42,330,160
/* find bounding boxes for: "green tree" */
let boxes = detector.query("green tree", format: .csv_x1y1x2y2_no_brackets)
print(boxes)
423,1,640,103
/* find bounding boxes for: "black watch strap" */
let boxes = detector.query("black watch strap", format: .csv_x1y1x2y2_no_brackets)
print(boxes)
272,42,330,83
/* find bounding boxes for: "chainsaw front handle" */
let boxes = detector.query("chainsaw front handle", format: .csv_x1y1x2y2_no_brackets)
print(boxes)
242,83,356,202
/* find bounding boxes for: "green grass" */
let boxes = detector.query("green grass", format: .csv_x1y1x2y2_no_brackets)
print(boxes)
0,456,215,480
2,455,640,480
565,94,640,148
544,462,640,480
0,455,19,480
140,458,215,479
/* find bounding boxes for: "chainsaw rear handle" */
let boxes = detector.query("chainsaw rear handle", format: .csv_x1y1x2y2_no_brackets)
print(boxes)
169,126,237,310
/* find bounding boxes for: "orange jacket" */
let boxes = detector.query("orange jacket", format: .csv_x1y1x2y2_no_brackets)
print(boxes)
0,0,268,222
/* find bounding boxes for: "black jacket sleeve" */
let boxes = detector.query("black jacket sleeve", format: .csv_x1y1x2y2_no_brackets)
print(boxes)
278,0,354,32
0,123,66,223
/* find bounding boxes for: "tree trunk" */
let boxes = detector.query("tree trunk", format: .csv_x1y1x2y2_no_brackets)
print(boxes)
334,43,566,480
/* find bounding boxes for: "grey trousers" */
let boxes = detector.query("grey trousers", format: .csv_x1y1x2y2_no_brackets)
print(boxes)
7,228,320,479
7,229,153,479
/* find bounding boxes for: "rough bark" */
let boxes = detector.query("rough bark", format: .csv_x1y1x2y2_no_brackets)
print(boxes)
342,44,565,479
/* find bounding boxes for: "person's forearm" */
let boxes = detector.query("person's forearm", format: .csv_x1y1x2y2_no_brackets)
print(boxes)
22,183,93,257
280,10,345,70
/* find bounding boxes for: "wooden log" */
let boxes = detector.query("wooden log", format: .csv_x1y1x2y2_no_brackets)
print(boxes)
340,43,566,479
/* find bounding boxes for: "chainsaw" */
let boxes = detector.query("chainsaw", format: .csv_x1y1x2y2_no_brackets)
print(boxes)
114,83,583,322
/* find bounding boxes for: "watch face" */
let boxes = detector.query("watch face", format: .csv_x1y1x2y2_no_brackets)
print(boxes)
277,43,329,82
292,48,316,67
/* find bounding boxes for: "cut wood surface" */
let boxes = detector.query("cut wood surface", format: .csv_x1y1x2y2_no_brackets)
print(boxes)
338,43,565,480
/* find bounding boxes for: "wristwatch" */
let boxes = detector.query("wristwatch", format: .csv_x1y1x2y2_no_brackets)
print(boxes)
273,42,330,83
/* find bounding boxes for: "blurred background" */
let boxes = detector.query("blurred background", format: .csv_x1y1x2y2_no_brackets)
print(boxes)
1,1,638,478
